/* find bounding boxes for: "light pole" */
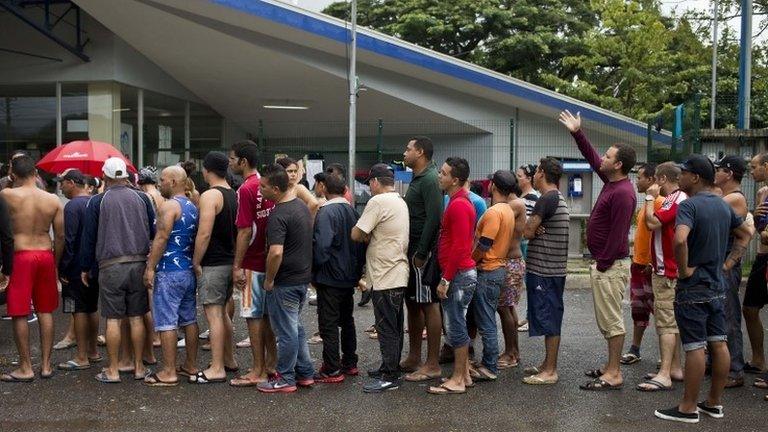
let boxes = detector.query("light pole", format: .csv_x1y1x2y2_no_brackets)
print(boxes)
348,0,357,204
737,0,752,129
710,0,718,129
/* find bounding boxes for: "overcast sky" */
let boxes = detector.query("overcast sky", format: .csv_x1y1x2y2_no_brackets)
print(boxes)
278,0,763,42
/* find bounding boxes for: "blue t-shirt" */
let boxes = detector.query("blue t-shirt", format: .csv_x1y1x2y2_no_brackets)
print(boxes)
444,191,486,224
158,196,198,272
60,195,90,277
675,191,742,291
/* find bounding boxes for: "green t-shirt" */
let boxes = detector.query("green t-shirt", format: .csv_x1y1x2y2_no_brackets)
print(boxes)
404,164,443,260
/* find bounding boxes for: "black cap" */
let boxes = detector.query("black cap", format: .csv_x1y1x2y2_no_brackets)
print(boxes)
366,163,394,184
54,169,86,185
677,154,715,183
714,155,746,179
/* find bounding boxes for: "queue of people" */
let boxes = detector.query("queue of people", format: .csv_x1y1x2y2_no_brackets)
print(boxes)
0,111,766,424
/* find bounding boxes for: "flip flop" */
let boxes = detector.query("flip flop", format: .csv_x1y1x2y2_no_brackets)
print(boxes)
229,375,264,387
134,369,152,381
89,355,104,363
235,338,251,348
0,373,34,383
584,369,604,379
191,371,227,384
118,366,135,374
143,359,158,366
440,377,474,388
95,371,121,384
498,359,519,369
404,372,441,382
522,375,558,385
41,370,55,379
176,366,197,377
53,339,77,350
754,377,768,389
744,363,766,374
620,353,641,365
469,367,497,382
579,378,623,391
398,364,418,373
57,360,90,371
523,366,540,376
144,372,178,387
636,378,673,392
427,383,466,395
644,372,683,382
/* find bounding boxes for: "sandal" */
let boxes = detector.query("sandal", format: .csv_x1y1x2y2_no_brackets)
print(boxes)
94,371,121,384
522,375,558,385
753,377,768,389
144,372,178,387
579,378,623,391
191,371,227,384
89,355,104,363
440,377,474,388
498,359,519,369
230,375,265,387
0,373,34,383
134,369,152,381
41,370,55,379
620,352,641,365
584,368,604,379
404,372,441,382
427,383,465,395
469,367,497,382
57,360,90,371
744,363,766,374
523,366,540,376
636,379,672,392
644,372,683,382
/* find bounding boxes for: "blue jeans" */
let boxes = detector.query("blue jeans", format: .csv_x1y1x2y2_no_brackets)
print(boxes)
441,269,477,348
674,284,728,352
266,284,314,385
473,267,503,374
723,264,745,378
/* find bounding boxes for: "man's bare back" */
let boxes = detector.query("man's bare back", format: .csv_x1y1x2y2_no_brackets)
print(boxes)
0,184,63,254
507,195,527,259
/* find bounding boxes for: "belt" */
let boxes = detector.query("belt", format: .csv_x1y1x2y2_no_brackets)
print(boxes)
99,255,146,270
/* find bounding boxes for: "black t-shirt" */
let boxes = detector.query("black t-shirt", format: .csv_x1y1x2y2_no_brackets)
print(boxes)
201,187,238,267
267,198,313,285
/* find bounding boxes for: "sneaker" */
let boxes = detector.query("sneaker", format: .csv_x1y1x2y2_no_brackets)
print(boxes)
697,402,724,419
314,369,345,383
257,376,297,393
363,378,400,393
177,338,186,348
297,376,315,387
367,368,382,379
358,289,371,307
654,407,699,424
236,337,251,348
308,288,317,300
27,313,37,323
198,329,210,340
342,366,359,376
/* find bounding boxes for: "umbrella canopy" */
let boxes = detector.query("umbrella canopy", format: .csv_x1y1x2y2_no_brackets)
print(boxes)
36,140,137,178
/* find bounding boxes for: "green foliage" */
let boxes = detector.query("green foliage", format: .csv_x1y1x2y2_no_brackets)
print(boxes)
324,0,767,126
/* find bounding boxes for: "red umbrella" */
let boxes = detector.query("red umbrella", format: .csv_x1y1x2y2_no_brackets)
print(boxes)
36,140,137,178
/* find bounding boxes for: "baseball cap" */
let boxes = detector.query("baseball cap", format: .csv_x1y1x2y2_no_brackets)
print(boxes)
677,154,715,183
137,166,158,185
366,163,394,184
102,157,129,179
714,155,746,178
54,168,86,185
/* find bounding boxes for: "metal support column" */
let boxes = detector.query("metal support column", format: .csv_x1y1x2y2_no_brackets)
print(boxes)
347,0,358,204
737,0,753,129
55,82,62,146
184,101,190,161
710,0,718,129
138,89,144,167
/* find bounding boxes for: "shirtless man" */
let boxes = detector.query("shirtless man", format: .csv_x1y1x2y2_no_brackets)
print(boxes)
0,155,64,382
498,180,527,368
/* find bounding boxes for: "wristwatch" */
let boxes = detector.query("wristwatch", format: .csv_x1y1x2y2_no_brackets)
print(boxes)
440,278,450,287
645,196,655,202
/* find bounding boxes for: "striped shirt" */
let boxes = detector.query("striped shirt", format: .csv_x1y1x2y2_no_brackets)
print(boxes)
522,191,540,216
526,190,569,277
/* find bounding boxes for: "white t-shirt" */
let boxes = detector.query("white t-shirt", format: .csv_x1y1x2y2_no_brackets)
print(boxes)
355,192,410,290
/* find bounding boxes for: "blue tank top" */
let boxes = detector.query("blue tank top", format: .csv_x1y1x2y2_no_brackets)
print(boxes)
158,196,198,271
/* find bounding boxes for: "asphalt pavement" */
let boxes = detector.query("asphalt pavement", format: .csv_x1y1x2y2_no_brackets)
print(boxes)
0,287,766,432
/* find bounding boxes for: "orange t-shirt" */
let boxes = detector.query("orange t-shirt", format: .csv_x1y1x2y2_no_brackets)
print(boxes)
633,196,664,265
476,203,515,271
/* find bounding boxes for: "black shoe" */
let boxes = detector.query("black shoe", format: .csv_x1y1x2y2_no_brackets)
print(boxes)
697,402,724,419
358,290,372,307
362,378,400,393
654,407,699,424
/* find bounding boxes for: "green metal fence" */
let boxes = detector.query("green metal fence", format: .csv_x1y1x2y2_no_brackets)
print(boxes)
646,94,702,164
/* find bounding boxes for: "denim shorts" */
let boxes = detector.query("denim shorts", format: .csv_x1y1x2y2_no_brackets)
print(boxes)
240,271,267,319
674,284,728,352
441,268,477,348
153,270,197,332
526,272,565,337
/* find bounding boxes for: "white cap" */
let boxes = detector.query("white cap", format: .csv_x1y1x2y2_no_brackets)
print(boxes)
102,157,129,179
